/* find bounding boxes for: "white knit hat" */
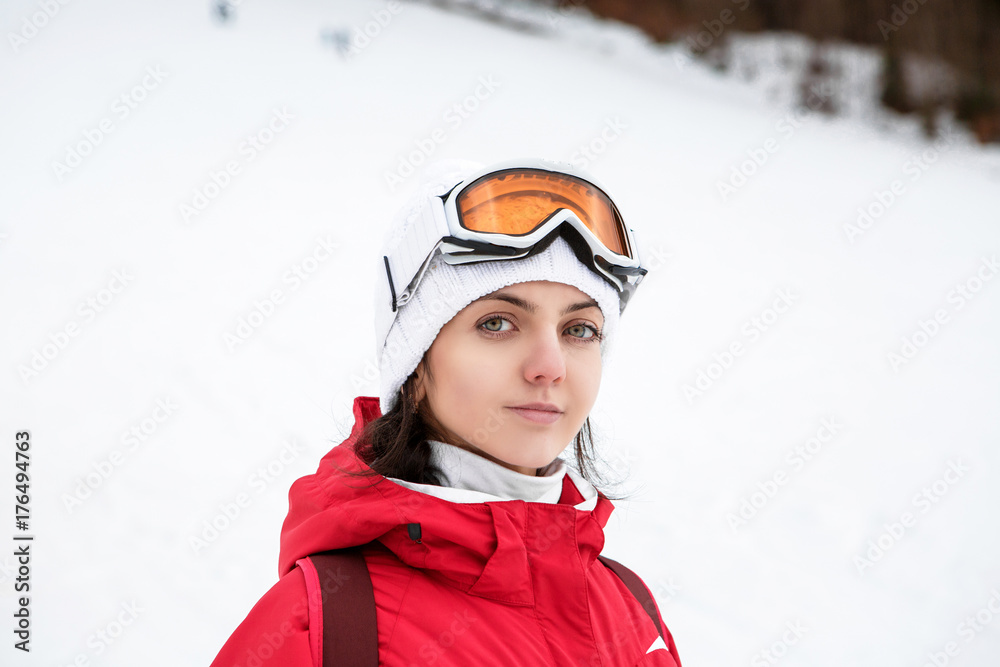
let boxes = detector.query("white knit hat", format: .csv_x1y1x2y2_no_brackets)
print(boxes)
374,159,623,415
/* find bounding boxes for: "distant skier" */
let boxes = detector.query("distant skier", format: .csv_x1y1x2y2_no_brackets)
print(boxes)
213,1,232,23
319,27,354,59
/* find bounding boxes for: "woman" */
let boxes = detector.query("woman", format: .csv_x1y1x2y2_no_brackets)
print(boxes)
209,158,682,666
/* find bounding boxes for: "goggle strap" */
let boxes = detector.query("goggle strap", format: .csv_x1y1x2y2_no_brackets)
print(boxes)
629,226,643,267
382,255,397,312
385,196,451,309
440,237,525,257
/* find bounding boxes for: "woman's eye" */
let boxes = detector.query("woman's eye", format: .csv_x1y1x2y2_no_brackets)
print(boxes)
479,316,600,341
481,317,511,333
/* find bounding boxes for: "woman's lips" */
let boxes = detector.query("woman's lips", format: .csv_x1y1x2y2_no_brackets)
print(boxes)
506,407,562,424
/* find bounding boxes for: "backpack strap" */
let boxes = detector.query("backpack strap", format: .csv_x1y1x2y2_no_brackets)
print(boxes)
305,547,378,667
303,548,661,666
598,555,664,638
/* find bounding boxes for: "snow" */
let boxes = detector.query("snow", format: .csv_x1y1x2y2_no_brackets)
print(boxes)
2,0,999,665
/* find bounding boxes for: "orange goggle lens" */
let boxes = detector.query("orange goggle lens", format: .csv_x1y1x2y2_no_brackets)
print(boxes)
455,168,630,257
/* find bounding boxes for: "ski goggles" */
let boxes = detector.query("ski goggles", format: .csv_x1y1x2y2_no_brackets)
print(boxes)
382,159,647,317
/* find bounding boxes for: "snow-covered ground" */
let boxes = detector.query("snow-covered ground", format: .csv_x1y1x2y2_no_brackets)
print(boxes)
2,0,999,665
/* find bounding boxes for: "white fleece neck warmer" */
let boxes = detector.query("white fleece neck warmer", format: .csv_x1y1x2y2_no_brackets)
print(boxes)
388,440,599,510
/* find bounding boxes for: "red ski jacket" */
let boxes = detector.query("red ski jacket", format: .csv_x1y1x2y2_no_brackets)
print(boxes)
210,396,682,667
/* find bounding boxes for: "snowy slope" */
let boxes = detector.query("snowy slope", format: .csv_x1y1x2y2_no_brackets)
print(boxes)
2,0,999,665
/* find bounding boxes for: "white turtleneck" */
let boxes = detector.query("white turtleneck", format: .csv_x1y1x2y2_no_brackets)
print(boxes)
387,440,598,511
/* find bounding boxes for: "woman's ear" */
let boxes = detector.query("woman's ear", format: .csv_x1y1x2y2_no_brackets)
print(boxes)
412,360,427,403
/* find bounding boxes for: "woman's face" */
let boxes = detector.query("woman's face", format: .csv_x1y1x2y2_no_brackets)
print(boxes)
412,280,604,475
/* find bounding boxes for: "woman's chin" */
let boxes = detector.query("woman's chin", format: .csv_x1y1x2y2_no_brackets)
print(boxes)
483,444,563,473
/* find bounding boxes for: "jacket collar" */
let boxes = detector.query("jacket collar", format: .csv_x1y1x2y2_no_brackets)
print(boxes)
387,439,598,509
278,396,614,604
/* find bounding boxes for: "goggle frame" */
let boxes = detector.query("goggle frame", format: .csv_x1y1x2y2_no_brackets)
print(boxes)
382,159,648,317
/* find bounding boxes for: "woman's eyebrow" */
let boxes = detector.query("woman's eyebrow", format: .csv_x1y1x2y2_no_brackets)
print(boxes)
475,293,601,316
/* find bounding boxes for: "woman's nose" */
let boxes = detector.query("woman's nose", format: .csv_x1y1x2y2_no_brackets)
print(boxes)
522,329,567,384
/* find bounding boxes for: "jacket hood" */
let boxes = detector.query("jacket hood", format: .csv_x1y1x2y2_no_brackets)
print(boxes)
278,396,616,603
